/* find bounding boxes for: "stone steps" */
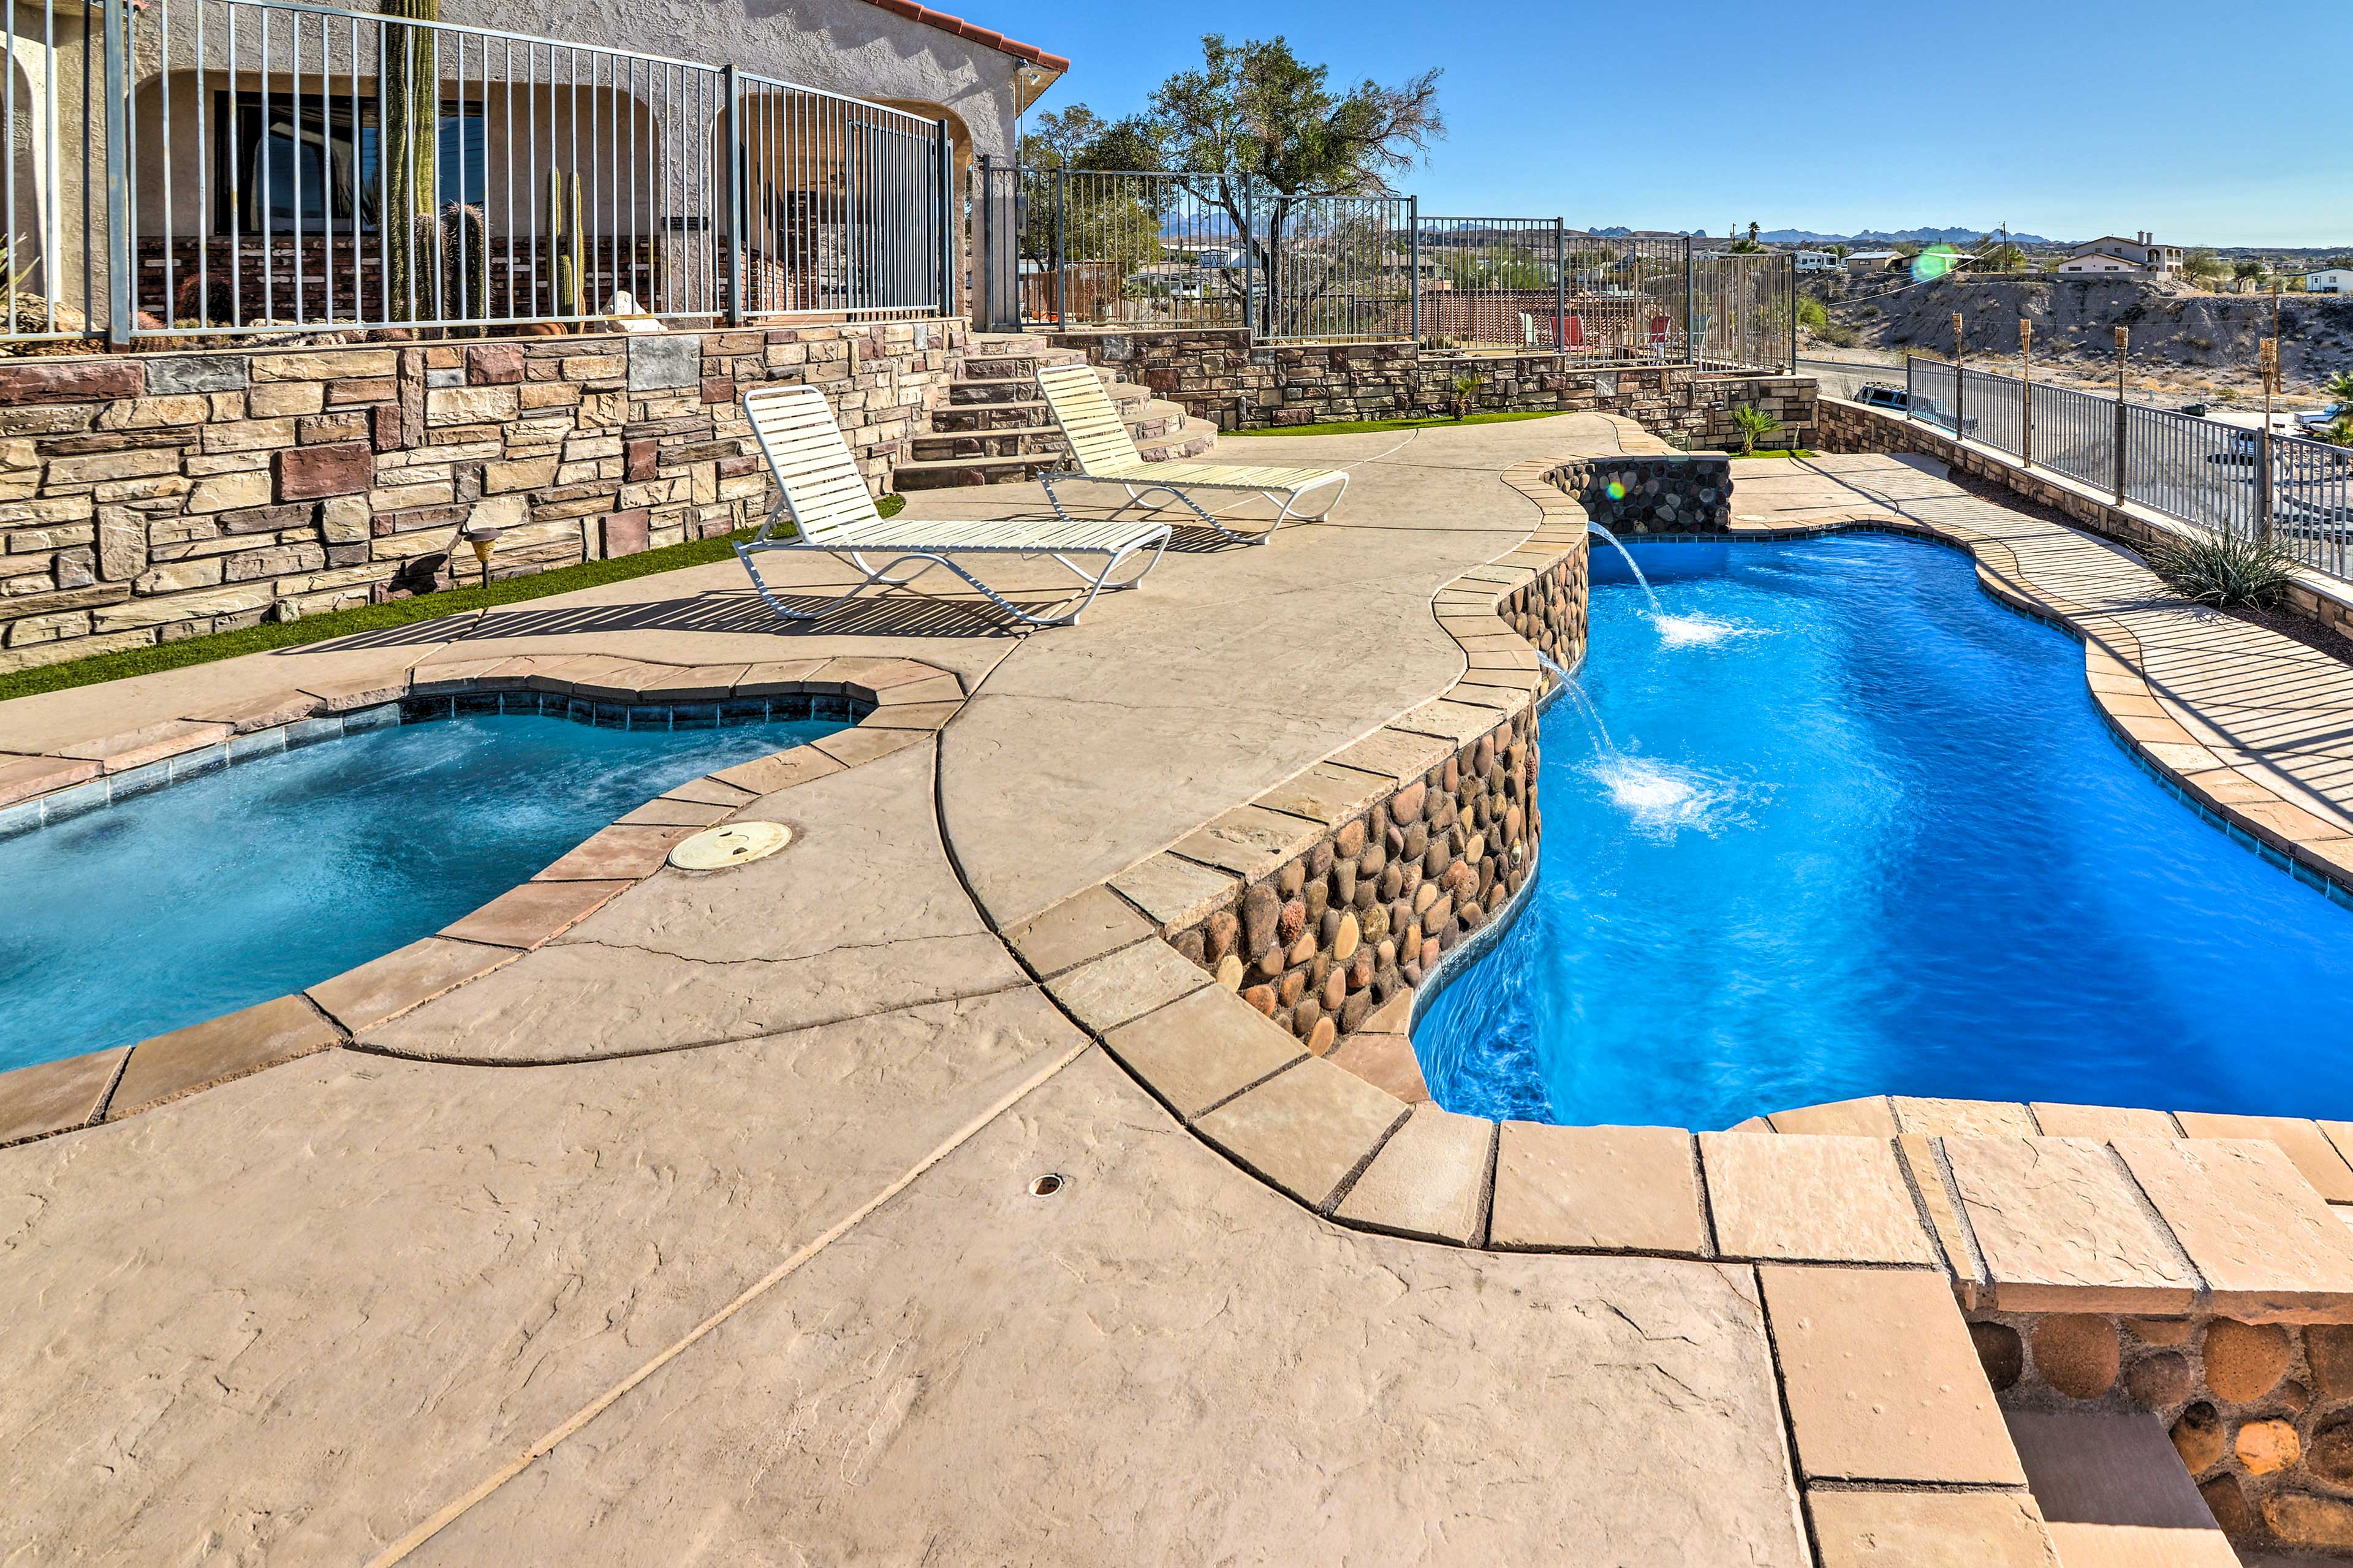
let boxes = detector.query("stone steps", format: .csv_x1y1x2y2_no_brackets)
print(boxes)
909,398,1190,462
895,332,1215,491
925,385,1148,433
892,414,1220,491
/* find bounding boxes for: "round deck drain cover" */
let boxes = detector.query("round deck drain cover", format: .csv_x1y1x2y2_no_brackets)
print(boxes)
669,821,792,871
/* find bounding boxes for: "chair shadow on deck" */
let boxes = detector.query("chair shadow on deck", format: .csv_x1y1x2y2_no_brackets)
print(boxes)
282,520,1249,657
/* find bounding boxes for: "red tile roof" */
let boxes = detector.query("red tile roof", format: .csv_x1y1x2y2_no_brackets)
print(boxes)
858,0,1070,74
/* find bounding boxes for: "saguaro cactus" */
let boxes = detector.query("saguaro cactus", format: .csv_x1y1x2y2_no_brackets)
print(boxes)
547,170,583,318
380,0,440,321
441,202,488,325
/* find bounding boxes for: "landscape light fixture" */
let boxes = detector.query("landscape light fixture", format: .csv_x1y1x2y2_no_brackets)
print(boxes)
461,523,503,588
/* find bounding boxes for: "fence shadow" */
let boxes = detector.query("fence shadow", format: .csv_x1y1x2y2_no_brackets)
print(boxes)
286,583,1072,653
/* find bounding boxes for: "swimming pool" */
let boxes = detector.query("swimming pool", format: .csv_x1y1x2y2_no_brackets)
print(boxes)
0,700,847,1070
1412,533,2353,1130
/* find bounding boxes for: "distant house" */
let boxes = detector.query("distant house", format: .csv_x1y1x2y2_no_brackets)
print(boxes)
2308,269,2353,295
1845,251,1901,273
1793,250,1838,272
2061,233,2183,274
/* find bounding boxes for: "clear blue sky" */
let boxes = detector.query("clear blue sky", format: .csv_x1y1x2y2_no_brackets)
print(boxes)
995,0,2347,248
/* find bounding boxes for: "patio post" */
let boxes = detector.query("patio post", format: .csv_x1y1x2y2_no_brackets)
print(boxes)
1553,217,1564,362
722,66,743,325
103,0,130,345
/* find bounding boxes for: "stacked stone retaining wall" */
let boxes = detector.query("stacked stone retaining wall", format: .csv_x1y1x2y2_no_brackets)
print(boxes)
1976,1308,2353,1557
1045,327,1814,450
0,320,964,672
1163,558,1583,1053
1548,453,1735,536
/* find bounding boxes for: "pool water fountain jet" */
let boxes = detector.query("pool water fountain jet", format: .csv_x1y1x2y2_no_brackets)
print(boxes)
1536,653,1729,836
1586,521,1661,616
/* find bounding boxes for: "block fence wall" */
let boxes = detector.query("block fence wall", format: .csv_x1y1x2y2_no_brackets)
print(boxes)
1042,327,1816,450
1816,395,2353,646
0,319,967,672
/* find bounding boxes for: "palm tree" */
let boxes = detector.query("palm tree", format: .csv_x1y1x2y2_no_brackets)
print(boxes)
1729,403,1780,456
2327,371,2353,407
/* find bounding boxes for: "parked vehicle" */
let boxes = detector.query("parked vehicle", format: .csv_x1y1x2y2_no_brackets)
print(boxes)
2296,403,2352,431
1854,381,1979,435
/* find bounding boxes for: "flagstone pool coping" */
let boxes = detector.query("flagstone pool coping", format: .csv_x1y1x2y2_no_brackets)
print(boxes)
0,651,967,1146
12,428,2353,1562
10,442,2353,1313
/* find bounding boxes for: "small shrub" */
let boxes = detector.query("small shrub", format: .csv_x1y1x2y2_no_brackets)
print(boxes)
1450,371,1480,420
1727,403,1780,456
2149,529,2298,608
1797,298,1829,333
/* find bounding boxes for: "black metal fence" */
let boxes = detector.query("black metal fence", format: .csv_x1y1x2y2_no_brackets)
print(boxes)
4,0,957,344
1904,357,2353,578
974,167,1795,372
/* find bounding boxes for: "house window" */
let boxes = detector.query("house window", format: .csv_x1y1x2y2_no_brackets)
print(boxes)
215,92,486,234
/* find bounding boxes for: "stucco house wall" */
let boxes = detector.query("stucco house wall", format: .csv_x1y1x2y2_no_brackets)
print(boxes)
12,0,1063,326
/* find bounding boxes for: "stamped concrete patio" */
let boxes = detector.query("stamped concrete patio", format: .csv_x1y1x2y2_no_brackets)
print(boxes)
10,417,2353,1564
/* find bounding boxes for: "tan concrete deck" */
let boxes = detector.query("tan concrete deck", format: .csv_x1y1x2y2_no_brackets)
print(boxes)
6,424,2353,1563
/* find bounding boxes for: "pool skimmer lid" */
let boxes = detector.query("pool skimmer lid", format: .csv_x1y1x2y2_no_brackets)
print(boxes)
669,821,792,871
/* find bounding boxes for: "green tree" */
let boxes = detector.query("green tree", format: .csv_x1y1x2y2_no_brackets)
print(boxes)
1828,243,1851,260
1147,34,1442,335
1747,220,1760,246
1728,403,1781,456
2325,371,2353,406
1016,104,1171,321
2183,249,2230,285
1020,104,1165,172
2234,259,2267,283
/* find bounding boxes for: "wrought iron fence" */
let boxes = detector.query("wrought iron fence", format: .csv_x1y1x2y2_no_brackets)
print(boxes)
1252,190,1411,344
2029,379,2116,493
1,0,954,345
975,170,1796,371
2275,434,2353,578
1413,215,1561,350
1902,357,2353,580
1691,251,1796,374
970,160,1249,331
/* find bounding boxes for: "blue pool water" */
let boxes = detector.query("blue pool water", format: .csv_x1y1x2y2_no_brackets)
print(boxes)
0,705,846,1069
1414,534,2353,1130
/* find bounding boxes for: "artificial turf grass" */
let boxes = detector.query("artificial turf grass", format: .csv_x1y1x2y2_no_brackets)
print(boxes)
0,494,904,704
1226,410,1570,438
1729,449,1816,460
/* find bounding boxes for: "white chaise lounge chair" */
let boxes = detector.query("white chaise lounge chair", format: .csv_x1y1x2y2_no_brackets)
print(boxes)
1034,362,1349,545
734,385,1172,628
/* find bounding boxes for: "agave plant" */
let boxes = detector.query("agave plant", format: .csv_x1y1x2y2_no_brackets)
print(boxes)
2149,527,2298,610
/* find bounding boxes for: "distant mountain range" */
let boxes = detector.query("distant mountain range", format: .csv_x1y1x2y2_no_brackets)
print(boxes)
1753,227,2066,247
1582,225,2068,246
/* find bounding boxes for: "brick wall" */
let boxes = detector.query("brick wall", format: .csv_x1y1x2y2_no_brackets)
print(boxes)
0,319,964,672
1044,327,1816,450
